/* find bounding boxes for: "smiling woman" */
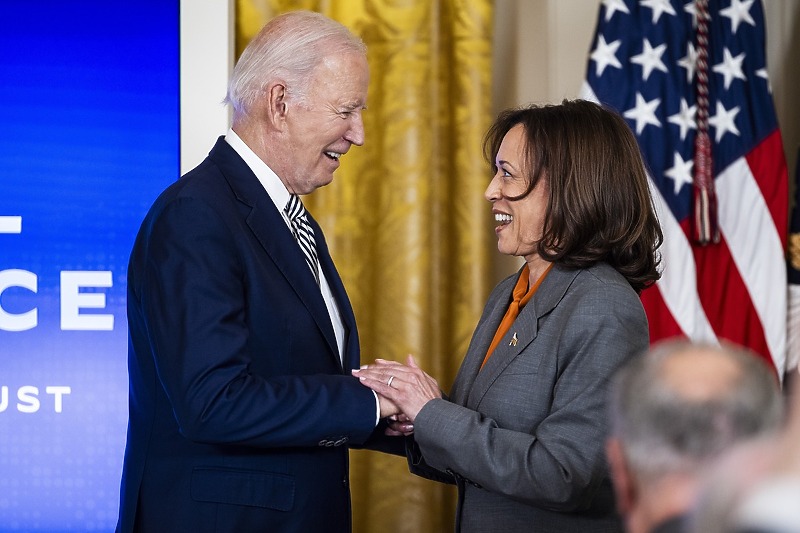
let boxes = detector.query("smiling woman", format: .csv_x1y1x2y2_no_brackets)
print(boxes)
485,123,550,284
483,100,663,293
355,100,663,533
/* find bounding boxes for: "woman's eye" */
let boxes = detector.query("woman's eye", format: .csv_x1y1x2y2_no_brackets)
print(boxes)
494,164,513,179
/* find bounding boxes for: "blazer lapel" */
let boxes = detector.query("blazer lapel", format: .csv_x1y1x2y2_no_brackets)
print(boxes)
449,273,517,406
465,264,581,409
208,138,340,364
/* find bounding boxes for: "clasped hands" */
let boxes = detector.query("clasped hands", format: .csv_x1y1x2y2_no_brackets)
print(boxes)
352,355,441,437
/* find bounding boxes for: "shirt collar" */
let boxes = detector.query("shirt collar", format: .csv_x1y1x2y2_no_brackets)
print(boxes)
224,128,290,214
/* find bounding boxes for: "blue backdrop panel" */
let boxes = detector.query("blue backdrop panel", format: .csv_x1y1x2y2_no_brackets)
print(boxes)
0,2,179,530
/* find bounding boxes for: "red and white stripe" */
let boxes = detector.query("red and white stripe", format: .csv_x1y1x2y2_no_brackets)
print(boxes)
581,82,788,378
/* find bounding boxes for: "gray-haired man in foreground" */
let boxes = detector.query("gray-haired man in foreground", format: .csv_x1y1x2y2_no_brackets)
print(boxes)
605,340,784,533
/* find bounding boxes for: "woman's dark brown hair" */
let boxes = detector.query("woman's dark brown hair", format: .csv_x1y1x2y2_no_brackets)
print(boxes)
483,99,663,292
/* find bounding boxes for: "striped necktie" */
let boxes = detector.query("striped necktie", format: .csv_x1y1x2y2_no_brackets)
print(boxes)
284,194,320,284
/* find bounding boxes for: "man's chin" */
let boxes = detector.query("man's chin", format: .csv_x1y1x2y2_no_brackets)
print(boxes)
301,175,334,194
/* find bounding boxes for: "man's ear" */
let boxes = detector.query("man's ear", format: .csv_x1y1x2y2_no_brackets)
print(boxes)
606,438,636,516
264,81,288,128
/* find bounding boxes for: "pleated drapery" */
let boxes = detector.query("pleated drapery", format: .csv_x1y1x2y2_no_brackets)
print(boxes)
236,2,495,531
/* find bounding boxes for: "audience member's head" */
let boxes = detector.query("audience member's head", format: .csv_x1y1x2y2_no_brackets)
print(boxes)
606,340,784,533
690,371,800,533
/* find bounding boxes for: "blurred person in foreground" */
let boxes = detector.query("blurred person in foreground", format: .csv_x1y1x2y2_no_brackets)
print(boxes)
116,11,401,533
606,340,784,533
354,99,663,532
689,369,798,533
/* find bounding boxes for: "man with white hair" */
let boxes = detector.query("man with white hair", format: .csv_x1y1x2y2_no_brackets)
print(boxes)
605,340,784,533
117,11,399,532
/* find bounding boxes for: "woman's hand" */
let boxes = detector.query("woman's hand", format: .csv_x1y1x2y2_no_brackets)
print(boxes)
353,355,442,423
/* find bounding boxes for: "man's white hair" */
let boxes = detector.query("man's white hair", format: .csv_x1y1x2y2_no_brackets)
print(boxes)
225,10,366,117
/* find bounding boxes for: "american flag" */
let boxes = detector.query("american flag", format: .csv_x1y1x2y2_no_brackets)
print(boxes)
789,148,800,373
580,0,789,377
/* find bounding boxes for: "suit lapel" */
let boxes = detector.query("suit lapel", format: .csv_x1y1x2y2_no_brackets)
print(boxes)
208,138,341,365
465,264,581,409
449,273,517,405
309,213,360,371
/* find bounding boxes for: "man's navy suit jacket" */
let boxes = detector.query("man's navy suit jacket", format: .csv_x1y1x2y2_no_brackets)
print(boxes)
116,138,386,532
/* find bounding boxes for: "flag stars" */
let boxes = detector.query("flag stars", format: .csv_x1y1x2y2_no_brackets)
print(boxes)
684,1,699,28
591,34,623,76
720,0,756,34
641,0,677,24
664,151,694,195
602,0,630,21
709,101,741,142
624,92,661,135
713,48,747,90
667,98,697,141
677,42,698,83
756,67,773,92
631,38,668,81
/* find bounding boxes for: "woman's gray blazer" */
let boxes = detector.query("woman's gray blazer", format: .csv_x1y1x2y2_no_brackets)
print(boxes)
409,262,649,532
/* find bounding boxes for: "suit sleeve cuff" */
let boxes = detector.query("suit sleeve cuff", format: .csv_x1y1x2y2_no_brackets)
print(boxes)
372,390,380,426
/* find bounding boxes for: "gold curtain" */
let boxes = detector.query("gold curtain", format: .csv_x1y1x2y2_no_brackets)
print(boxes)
236,1,495,531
